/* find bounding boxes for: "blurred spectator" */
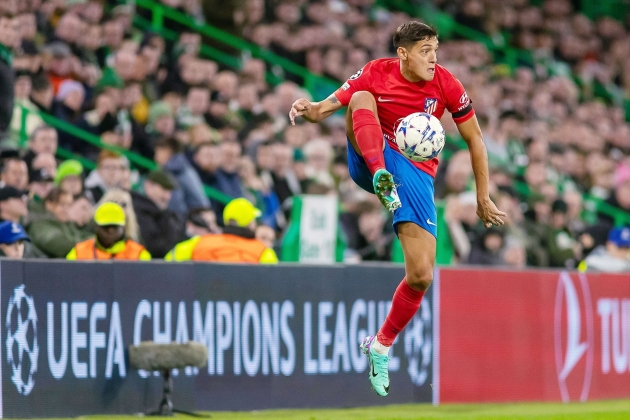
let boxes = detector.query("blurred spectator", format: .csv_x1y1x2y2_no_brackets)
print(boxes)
191,141,222,185
468,227,506,266
546,199,581,268
10,72,45,140
580,226,630,272
165,197,278,263
67,202,150,260
0,14,17,142
0,186,27,223
29,73,54,114
255,224,276,249
27,188,91,258
28,168,54,210
84,150,128,203
239,155,281,229
0,221,28,259
54,159,83,196
186,207,220,237
445,191,481,263
354,201,392,261
142,101,175,159
303,138,334,189
68,193,93,234
599,165,630,227
131,170,186,258
214,141,244,202
435,151,472,199
53,79,87,152
99,189,141,243
0,157,28,190
23,125,58,170
154,137,209,214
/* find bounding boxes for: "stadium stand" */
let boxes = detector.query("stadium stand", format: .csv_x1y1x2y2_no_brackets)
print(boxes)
1,0,628,268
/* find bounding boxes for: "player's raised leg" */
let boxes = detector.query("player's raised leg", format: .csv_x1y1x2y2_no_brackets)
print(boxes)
346,91,401,212
361,222,435,396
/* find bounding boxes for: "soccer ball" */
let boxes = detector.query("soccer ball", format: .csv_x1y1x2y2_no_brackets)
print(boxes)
394,112,446,162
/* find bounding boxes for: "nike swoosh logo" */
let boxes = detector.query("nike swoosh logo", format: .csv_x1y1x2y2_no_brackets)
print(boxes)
371,362,378,377
378,96,393,102
427,219,437,226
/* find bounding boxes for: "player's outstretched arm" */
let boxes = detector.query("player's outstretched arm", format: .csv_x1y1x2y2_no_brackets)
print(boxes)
289,93,343,125
456,115,507,228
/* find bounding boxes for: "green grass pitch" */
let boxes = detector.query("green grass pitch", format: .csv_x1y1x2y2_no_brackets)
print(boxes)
32,398,630,420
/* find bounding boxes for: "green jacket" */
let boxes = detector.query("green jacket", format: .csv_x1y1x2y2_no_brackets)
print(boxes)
546,227,577,268
27,213,92,258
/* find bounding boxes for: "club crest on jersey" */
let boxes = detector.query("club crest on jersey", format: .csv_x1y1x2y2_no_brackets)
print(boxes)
424,98,438,114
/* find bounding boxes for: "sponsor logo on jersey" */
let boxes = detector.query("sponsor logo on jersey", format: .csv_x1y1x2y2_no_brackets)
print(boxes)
459,92,469,104
349,68,363,80
424,98,438,114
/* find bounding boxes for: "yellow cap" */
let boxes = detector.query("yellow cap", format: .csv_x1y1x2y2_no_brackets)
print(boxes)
94,202,126,226
223,198,261,227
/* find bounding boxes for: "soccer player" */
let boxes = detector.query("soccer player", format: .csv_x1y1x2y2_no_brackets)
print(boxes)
289,21,506,396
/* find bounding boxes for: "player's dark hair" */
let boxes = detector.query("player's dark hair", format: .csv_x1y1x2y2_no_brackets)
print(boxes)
393,21,438,49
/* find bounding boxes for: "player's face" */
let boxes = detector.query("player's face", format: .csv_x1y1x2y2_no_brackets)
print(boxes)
399,37,438,82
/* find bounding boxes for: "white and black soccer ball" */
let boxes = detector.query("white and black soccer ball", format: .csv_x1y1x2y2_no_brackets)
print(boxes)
394,112,446,162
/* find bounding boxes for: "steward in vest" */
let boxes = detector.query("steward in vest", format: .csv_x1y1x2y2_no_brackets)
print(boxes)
165,198,277,263
67,202,151,260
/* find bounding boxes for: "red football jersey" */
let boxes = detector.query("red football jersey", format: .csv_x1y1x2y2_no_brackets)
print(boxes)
334,58,474,177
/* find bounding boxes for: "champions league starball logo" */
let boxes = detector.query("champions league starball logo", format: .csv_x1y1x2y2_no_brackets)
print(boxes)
6,284,39,395
404,302,432,386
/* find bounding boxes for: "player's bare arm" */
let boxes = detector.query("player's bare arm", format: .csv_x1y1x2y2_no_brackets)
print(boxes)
456,115,507,228
289,93,343,125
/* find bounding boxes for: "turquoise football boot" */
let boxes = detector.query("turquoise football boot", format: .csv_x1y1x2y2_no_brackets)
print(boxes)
360,335,390,397
372,169,401,212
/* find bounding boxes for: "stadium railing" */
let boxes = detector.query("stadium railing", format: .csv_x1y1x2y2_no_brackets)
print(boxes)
133,0,339,98
16,104,233,204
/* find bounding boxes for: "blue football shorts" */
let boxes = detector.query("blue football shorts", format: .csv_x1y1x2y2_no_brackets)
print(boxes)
347,139,437,238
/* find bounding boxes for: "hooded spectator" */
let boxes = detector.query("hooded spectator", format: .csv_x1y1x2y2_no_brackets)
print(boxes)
131,170,186,258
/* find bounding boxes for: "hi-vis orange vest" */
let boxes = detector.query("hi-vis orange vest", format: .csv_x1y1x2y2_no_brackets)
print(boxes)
191,234,267,262
73,238,147,260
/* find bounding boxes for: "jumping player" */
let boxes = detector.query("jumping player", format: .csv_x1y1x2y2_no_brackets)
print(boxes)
289,22,506,396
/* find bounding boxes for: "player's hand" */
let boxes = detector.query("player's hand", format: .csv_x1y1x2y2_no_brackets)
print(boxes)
289,98,313,125
476,197,507,228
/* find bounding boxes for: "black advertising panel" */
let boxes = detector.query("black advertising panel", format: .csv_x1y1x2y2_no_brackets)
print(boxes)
0,260,435,417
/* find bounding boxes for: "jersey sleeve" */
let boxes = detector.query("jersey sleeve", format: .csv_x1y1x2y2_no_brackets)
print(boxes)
333,61,375,106
443,72,475,124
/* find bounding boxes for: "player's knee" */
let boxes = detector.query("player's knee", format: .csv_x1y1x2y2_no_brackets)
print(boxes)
406,265,434,291
349,91,376,109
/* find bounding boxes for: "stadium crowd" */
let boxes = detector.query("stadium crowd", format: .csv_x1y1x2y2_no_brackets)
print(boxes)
0,0,627,268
